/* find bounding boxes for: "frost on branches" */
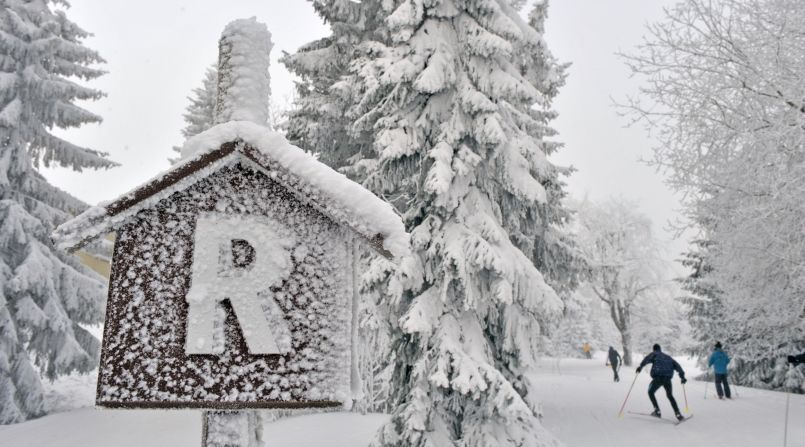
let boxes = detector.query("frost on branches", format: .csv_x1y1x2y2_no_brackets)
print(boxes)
281,0,384,179
170,65,217,164
283,0,398,413
571,198,670,366
623,0,805,391
308,0,573,445
0,0,111,423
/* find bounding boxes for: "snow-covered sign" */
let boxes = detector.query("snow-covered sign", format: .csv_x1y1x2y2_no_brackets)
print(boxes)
52,122,407,410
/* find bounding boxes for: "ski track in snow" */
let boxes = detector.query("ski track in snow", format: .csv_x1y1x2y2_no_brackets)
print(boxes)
532,353,805,447
2,353,804,446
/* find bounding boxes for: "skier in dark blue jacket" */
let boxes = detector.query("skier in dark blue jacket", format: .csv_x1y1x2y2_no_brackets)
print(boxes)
788,352,805,365
708,341,731,399
636,344,687,421
606,346,622,382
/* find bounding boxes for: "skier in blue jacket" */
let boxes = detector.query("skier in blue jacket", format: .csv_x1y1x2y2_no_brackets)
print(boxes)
708,341,731,399
636,344,687,421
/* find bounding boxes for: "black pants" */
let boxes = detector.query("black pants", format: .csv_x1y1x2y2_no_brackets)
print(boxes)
610,363,620,382
648,377,680,415
715,373,731,398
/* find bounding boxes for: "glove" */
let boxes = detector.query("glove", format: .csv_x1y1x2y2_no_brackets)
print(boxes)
636,367,642,373
681,377,687,384
788,355,796,364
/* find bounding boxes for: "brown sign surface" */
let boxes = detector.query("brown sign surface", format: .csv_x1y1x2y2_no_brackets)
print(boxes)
97,162,352,409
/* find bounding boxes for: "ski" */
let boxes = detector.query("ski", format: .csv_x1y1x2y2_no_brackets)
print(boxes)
674,414,693,425
627,411,693,425
626,411,676,425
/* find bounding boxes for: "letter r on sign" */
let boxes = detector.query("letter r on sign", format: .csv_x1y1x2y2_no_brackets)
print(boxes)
185,213,294,355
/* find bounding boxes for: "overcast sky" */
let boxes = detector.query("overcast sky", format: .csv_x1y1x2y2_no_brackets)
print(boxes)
44,0,688,259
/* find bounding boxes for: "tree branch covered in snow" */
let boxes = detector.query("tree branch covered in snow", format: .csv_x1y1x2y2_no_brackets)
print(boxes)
622,0,805,390
0,0,109,423
286,0,579,445
571,198,672,366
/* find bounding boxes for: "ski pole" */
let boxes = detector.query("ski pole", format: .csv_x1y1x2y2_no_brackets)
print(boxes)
704,380,708,400
784,388,790,447
682,382,689,413
618,370,640,418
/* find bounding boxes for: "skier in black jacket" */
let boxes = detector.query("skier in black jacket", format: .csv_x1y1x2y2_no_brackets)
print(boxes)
788,353,805,365
636,344,687,421
606,346,622,382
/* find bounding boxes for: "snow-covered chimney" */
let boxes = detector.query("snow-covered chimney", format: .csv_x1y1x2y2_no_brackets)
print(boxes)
214,17,272,125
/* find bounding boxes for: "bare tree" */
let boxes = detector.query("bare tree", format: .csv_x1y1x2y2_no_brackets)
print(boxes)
621,0,805,388
574,198,666,366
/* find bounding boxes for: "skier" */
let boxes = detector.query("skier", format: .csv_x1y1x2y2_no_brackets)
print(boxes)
606,346,622,382
636,344,687,421
708,341,731,399
787,352,805,366
582,342,592,359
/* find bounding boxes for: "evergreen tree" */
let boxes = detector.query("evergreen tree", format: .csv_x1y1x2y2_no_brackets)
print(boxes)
281,0,383,180
678,240,727,359
677,240,771,387
0,0,110,423
170,65,217,163
173,62,283,164
347,1,569,445
548,288,595,358
283,1,394,412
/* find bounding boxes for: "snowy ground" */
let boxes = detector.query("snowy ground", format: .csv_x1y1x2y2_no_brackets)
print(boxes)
2,352,803,446
533,353,805,446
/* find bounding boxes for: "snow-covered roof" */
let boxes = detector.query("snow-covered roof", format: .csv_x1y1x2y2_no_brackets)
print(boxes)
53,121,408,259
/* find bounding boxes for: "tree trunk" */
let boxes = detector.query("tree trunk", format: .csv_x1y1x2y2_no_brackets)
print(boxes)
609,297,633,366
620,329,633,367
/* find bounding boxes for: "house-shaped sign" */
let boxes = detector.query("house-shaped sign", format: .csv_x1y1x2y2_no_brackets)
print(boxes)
53,121,407,410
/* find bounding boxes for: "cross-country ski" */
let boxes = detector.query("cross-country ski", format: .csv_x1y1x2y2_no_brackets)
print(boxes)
627,411,680,425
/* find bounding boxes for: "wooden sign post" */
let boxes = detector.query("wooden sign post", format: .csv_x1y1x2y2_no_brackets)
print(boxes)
53,17,405,447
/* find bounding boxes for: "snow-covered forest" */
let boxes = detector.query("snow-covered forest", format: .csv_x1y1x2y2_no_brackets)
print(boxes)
1,0,803,446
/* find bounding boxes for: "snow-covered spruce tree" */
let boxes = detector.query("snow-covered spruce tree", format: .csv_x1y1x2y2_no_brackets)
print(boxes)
677,239,769,386
623,0,805,390
283,0,396,413
170,65,217,163
281,0,384,179
171,63,286,164
678,240,728,358
342,1,570,445
547,288,594,358
0,0,110,423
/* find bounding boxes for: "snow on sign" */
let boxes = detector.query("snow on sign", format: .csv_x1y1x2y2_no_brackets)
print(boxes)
52,122,407,410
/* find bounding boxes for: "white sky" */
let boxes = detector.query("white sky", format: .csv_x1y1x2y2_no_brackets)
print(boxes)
44,0,689,259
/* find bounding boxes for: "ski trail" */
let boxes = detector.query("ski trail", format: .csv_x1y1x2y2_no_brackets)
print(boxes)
530,353,805,447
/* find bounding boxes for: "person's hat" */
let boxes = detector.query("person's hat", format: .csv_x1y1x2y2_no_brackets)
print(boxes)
653,344,661,352
715,341,722,349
